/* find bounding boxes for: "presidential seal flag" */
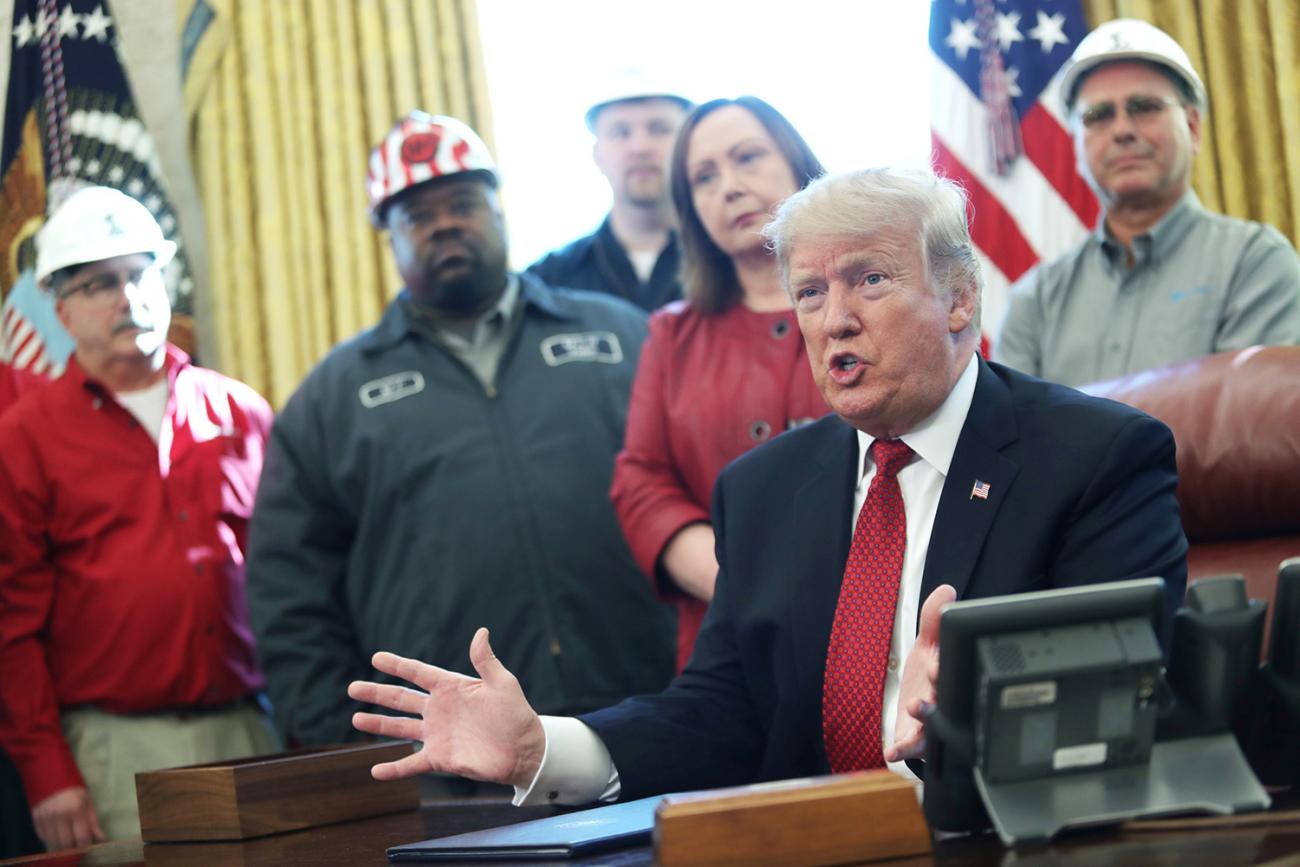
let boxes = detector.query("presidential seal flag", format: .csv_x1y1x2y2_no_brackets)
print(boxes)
929,0,1099,346
1,0,194,380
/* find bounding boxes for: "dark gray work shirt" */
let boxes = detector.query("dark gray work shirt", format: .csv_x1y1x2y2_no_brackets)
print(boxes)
995,191,1300,386
527,216,682,312
246,273,674,746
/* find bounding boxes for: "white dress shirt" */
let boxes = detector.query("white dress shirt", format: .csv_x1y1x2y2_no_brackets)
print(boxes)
515,354,981,805
867,352,978,779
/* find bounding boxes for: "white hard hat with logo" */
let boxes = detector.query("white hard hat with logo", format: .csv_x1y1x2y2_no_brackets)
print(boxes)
583,71,692,133
34,186,176,288
1060,18,1207,112
366,112,498,227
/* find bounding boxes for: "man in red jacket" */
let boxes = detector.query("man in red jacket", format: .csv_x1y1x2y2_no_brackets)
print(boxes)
0,360,43,417
0,187,278,850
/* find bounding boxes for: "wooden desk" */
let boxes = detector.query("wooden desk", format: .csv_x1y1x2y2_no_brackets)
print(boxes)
4,799,1300,866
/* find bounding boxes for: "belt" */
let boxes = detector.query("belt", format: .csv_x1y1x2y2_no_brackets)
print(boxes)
75,693,267,720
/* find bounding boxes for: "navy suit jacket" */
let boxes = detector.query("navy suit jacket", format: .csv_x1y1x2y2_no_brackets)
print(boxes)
582,360,1188,800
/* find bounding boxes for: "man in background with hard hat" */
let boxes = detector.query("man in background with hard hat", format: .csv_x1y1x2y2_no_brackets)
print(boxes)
995,19,1300,386
0,187,279,850
527,84,691,311
246,114,675,770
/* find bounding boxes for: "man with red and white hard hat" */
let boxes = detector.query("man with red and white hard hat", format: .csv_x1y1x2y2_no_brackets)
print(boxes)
996,18,1300,386
528,77,691,311
246,114,675,774
0,187,279,850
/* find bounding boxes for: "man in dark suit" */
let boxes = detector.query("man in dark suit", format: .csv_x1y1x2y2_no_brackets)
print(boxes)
346,168,1188,805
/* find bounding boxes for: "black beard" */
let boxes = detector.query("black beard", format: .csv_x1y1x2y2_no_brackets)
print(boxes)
414,262,505,317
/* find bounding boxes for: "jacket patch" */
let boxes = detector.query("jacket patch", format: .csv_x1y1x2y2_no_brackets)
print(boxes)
359,371,426,408
539,331,624,367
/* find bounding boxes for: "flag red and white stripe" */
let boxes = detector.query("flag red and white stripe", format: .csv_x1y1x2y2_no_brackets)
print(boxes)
929,1,1099,345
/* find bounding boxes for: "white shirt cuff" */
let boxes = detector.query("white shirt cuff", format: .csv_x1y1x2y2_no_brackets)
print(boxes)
511,715,621,806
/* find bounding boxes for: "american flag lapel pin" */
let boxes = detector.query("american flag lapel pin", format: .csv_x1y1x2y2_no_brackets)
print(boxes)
970,479,991,501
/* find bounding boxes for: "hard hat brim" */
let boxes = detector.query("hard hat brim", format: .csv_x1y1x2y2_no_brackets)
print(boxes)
37,239,177,288
1061,53,1208,114
584,93,693,133
368,168,499,229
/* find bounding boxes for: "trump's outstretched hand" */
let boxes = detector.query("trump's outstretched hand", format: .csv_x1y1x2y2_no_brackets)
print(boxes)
884,583,956,763
349,627,546,789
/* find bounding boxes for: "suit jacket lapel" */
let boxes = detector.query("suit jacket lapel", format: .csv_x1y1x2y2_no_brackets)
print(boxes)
919,360,1020,615
789,417,859,726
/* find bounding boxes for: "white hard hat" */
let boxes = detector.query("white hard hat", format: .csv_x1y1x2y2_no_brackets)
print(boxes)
367,112,498,227
583,73,692,133
1060,19,1207,112
35,186,176,288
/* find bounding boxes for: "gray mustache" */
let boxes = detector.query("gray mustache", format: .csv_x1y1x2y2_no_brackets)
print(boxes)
112,318,150,334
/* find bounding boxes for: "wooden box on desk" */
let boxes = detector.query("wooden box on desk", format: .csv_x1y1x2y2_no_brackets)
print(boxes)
655,770,931,866
135,741,420,842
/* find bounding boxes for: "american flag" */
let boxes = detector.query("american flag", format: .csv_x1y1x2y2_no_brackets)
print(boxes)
971,479,991,500
1,0,196,380
929,0,1099,349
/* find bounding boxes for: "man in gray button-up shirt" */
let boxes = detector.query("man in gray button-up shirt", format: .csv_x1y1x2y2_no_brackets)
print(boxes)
996,19,1300,386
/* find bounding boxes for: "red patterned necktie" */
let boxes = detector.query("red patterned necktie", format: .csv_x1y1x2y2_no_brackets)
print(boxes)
822,438,913,772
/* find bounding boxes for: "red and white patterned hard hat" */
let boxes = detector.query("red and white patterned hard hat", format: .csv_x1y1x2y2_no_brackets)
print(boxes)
366,112,498,226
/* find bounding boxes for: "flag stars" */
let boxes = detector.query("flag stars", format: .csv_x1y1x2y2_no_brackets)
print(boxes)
947,17,980,62
82,5,113,42
126,177,146,195
995,11,1024,53
1028,10,1069,53
56,5,82,40
13,15,36,48
107,165,126,184
1005,66,1023,98
145,193,162,211
85,159,101,175
15,5,113,46
68,156,83,174
33,9,51,40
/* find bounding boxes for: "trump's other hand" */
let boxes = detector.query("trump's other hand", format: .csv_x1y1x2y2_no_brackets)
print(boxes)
885,583,956,763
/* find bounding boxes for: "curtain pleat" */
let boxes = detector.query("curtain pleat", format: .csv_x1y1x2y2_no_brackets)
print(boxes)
1082,0,1299,247
189,0,491,405
1266,0,1300,241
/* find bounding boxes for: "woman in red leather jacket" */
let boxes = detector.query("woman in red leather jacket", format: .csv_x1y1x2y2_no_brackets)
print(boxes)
611,96,831,671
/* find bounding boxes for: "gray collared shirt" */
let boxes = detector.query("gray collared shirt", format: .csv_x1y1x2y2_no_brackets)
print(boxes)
404,275,520,392
994,191,1300,386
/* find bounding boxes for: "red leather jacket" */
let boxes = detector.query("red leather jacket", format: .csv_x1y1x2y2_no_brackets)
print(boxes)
611,301,830,670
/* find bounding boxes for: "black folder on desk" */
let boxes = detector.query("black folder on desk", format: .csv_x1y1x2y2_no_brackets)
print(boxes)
386,796,660,861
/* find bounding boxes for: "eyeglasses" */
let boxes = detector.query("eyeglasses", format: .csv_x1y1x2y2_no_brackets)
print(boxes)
1076,95,1183,131
58,265,158,301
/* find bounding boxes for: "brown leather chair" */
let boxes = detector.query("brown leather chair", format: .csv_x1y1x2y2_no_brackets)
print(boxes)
1081,346,1300,624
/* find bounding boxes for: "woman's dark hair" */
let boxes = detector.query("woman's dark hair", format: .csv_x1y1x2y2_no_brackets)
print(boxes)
670,96,825,314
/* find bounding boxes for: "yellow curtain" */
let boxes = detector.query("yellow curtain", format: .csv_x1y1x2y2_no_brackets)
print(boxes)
1082,0,1300,249
183,0,493,405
